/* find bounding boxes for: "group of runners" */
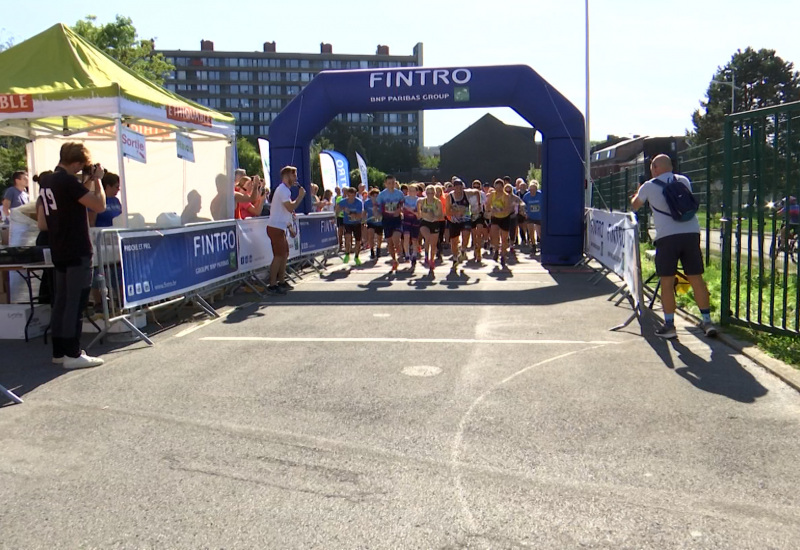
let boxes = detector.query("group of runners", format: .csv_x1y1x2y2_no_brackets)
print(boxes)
333,175,543,275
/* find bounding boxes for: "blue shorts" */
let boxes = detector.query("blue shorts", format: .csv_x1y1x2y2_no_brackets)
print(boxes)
402,218,420,239
383,216,402,238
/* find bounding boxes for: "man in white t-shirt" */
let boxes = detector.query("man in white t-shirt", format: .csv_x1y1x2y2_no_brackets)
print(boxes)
632,154,717,339
266,166,306,295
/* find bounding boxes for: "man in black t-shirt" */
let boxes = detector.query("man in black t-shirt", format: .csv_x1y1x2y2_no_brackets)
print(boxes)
39,142,107,369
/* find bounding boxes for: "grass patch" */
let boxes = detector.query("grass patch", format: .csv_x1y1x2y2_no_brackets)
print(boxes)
640,243,800,369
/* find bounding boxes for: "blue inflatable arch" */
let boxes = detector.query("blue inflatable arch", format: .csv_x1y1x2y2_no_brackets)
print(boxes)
269,65,585,265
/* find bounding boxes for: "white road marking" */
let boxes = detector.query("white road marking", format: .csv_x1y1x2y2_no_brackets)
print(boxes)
258,301,556,307
200,336,621,345
450,344,612,532
301,280,550,285
373,313,391,318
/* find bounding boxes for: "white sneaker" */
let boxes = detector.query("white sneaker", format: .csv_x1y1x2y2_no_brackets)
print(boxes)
62,354,104,370
52,350,87,365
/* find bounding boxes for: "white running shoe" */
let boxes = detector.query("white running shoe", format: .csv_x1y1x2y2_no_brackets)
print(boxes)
62,354,104,370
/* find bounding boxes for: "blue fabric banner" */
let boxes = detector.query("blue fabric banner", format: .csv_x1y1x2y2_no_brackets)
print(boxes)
323,150,350,190
120,223,239,308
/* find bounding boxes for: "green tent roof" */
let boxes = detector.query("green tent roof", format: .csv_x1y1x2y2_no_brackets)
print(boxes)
0,23,234,124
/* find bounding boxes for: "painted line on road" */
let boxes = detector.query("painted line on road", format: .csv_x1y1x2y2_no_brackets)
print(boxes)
302,280,550,285
200,336,621,345
450,344,611,532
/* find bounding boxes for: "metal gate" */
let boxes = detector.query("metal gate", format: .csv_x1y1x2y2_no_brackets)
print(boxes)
721,100,800,335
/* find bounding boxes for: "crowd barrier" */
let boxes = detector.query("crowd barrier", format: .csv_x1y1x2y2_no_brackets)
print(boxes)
581,208,644,333
89,212,338,348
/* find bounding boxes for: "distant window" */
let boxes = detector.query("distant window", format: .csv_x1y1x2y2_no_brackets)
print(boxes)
230,72,239,81
287,59,299,68
209,85,220,94
287,72,299,81
230,85,239,94
269,59,280,68
286,85,300,95
301,72,311,82
322,60,330,69
176,71,186,79
300,59,310,68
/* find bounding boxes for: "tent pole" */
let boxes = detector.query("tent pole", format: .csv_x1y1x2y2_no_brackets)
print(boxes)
115,116,129,227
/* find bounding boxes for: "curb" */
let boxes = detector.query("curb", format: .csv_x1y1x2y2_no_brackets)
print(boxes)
645,288,800,394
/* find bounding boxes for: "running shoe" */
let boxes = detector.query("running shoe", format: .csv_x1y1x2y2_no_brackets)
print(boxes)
354,256,362,266
411,256,416,268
700,321,718,337
267,285,287,296
279,281,293,291
493,251,499,262
370,249,375,259
655,324,677,339
343,254,350,264
500,256,507,268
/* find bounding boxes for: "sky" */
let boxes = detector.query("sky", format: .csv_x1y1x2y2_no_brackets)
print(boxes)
3,0,800,146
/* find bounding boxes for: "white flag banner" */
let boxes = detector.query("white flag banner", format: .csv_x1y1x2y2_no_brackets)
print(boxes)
257,138,270,181
176,132,195,162
319,152,337,192
356,151,369,189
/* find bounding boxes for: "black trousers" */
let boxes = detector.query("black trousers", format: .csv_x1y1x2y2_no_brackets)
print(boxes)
51,256,92,358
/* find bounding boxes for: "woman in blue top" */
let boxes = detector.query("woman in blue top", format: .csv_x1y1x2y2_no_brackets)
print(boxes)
522,181,543,255
92,172,123,227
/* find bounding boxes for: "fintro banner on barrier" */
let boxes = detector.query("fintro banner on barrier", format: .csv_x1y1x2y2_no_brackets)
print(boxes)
237,217,274,272
120,223,238,308
585,208,642,308
298,213,338,255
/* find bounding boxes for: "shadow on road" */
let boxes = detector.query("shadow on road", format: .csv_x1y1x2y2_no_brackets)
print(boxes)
642,310,768,403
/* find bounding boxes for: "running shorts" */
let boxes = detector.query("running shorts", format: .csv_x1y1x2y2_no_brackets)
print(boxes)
420,220,441,234
267,225,289,257
447,220,471,235
492,216,511,232
383,216,402,238
344,223,363,241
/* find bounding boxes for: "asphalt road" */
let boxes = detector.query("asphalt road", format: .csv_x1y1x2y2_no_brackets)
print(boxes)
1,252,799,549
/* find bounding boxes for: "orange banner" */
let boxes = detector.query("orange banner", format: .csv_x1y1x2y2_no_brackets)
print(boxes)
0,94,33,113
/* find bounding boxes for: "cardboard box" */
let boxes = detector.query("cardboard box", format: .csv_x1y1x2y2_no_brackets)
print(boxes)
0,304,50,339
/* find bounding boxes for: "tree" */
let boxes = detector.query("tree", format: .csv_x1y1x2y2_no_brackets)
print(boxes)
692,48,800,143
316,119,419,174
349,166,388,189
0,137,27,195
236,137,263,178
309,136,334,189
419,153,440,169
72,15,174,85
527,165,543,188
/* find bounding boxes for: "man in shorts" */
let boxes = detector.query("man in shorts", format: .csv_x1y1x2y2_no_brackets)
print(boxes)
446,179,480,267
632,154,717,338
266,166,306,295
375,175,405,271
336,187,365,265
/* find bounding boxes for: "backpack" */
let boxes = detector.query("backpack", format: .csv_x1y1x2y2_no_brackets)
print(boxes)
651,177,698,222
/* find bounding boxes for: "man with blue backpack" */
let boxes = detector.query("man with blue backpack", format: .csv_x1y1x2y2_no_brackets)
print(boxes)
631,154,717,339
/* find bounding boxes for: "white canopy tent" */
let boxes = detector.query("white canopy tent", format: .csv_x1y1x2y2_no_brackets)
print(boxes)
0,24,238,226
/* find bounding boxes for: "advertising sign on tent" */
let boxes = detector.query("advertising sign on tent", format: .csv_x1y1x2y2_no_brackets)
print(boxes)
121,125,147,163
176,132,195,162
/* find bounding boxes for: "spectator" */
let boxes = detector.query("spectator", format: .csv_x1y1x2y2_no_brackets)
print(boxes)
91,172,123,227
235,175,265,219
3,170,29,223
310,183,321,211
266,166,306,295
631,154,717,338
39,142,107,369
320,189,335,212
211,169,256,220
